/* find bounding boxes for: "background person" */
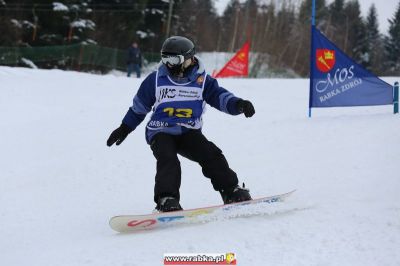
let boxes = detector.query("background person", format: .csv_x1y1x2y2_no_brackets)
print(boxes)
127,42,142,78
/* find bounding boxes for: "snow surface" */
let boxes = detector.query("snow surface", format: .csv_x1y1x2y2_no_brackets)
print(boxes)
0,66,399,265
20,58,38,69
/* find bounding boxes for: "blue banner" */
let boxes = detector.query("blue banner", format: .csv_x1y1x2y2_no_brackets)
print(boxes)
310,26,393,108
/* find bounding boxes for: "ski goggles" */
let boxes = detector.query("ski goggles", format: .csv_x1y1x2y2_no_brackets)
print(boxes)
161,54,185,66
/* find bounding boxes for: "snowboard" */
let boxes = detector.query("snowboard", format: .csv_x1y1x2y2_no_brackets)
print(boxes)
109,190,295,233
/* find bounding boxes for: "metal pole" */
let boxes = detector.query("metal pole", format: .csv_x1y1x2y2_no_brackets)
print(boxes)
394,81,399,114
312,0,316,26
308,0,316,118
165,0,174,38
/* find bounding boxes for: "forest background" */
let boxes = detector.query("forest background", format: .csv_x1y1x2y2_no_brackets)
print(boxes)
1,0,399,76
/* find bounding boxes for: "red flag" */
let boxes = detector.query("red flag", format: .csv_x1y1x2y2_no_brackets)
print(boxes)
214,41,250,78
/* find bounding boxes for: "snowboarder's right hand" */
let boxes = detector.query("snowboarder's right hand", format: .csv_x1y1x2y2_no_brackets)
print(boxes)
107,123,133,146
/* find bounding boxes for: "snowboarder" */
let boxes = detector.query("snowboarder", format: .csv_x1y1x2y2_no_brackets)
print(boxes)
107,36,255,212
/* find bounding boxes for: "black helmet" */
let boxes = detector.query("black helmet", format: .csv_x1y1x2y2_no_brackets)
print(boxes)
161,36,196,66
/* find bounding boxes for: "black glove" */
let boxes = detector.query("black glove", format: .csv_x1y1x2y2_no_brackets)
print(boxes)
107,123,133,146
236,99,255,117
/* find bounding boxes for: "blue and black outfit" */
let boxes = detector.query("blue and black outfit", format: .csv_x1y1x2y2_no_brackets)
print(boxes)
109,57,254,204
127,46,142,78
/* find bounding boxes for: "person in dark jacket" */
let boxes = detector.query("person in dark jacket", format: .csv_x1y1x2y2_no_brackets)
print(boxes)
127,42,142,78
108,36,255,212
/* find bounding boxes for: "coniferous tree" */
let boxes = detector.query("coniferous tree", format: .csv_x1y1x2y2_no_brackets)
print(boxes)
0,0,97,46
326,0,346,46
196,0,219,51
250,1,276,73
365,4,384,74
219,0,241,52
295,0,327,76
172,0,219,51
91,0,147,49
269,1,296,68
384,1,400,75
1,0,396,77
344,0,368,66
48,0,95,46
241,0,258,46
132,0,170,53
0,0,24,46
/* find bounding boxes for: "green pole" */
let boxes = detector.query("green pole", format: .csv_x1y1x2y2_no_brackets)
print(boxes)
394,82,399,114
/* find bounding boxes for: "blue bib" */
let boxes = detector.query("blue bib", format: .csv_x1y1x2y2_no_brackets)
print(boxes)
147,71,207,130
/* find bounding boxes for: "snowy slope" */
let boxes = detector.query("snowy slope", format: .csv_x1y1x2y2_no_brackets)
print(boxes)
0,66,399,266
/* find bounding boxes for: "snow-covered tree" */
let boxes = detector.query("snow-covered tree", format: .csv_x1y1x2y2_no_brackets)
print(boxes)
326,0,346,47
364,4,384,73
384,1,400,75
344,0,368,66
90,0,147,49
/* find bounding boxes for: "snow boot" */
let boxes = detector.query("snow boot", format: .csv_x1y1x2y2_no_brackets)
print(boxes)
220,183,252,204
156,197,183,212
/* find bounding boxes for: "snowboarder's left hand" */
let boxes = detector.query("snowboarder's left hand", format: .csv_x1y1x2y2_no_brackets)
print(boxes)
107,123,133,146
237,100,255,118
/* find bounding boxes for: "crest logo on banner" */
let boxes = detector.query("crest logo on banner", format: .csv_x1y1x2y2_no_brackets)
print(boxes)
316,49,335,73
309,26,393,108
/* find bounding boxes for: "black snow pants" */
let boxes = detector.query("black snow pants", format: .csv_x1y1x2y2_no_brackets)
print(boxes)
150,129,239,203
